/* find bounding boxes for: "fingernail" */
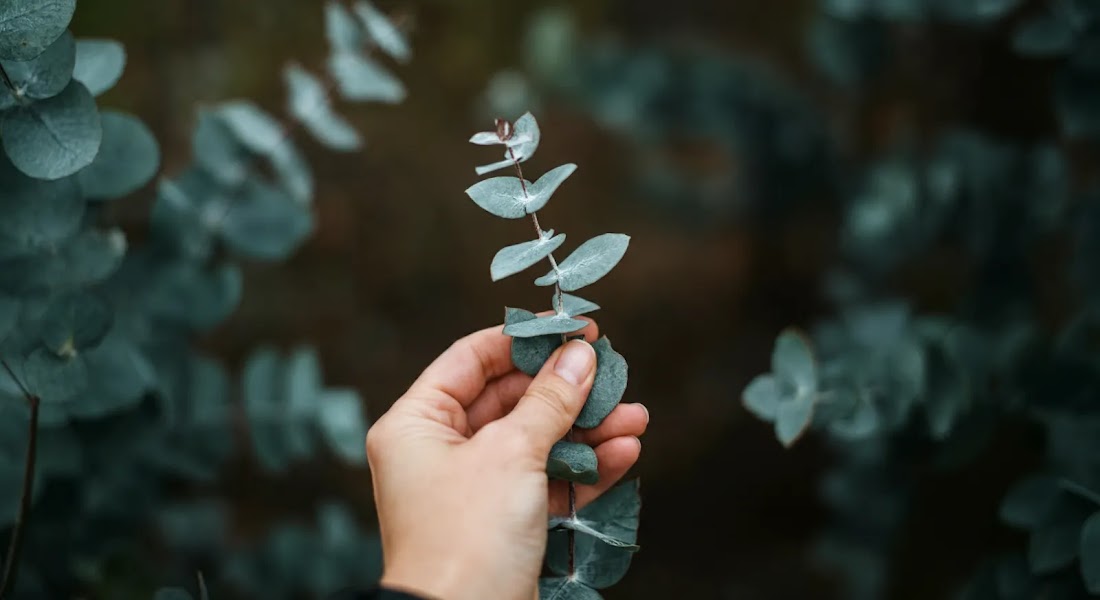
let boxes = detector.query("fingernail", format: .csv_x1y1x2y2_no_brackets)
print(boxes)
554,340,595,385
633,403,650,424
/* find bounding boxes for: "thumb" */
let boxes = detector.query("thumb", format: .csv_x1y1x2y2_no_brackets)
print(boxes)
499,339,597,456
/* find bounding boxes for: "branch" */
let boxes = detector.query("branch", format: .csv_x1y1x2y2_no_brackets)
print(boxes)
0,393,39,600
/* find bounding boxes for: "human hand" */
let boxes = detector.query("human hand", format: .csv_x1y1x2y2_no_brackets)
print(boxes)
366,320,648,600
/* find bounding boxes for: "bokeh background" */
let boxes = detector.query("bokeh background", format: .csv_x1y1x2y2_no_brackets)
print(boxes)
63,0,1065,597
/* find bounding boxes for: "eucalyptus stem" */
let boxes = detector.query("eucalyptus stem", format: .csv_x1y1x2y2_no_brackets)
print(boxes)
0,360,39,600
506,146,579,576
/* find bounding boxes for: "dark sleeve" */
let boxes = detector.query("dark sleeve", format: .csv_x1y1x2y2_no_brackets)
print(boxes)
328,587,429,600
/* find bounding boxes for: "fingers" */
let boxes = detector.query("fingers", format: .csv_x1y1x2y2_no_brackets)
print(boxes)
493,340,597,456
549,435,642,515
408,323,515,407
574,403,649,446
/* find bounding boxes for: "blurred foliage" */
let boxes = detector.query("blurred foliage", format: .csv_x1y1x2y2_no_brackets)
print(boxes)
0,1,406,597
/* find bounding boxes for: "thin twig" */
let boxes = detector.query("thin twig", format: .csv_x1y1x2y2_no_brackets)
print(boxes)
0,393,39,600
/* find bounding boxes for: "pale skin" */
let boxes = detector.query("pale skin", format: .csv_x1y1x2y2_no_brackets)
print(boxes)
366,319,648,600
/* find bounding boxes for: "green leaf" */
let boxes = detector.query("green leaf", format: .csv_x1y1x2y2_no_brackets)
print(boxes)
353,1,411,62
0,30,73,106
325,1,361,52
66,336,155,419
328,51,406,103
23,347,86,403
1082,511,1100,594
556,293,600,317
547,440,598,485
475,112,540,175
72,38,126,96
503,312,588,338
317,388,368,465
0,0,76,61
491,231,565,281
0,294,18,340
466,164,575,218
77,110,160,199
775,394,814,448
550,481,640,550
1001,475,1061,529
244,347,292,472
1013,13,1074,57
547,530,633,589
221,179,314,261
285,63,362,151
1029,516,1086,574
539,578,602,600
39,291,113,356
1,80,102,180
0,156,83,256
576,337,627,429
506,308,561,376
535,234,630,292
742,374,779,420
772,329,816,393
215,101,313,203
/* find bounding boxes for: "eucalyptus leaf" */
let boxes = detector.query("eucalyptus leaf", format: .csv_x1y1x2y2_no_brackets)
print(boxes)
353,1,411,62
317,388,368,464
556,292,600,317
72,38,126,96
576,337,628,429
503,313,587,338
1083,511,1100,594
328,51,406,103
773,329,816,394
775,393,814,448
23,347,87,403
535,234,630,292
1030,517,1086,573
285,63,362,151
506,308,561,376
0,294,18,340
0,156,83,255
549,481,641,550
243,347,291,472
547,530,633,589
0,30,73,106
77,111,160,199
1,80,102,180
39,291,113,356
539,578,602,600
466,164,576,219
547,440,598,485
67,336,155,419
221,179,314,261
325,1,361,53
475,112,540,175
491,231,565,281
0,0,76,61
742,374,780,420
215,101,314,203
1001,476,1061,529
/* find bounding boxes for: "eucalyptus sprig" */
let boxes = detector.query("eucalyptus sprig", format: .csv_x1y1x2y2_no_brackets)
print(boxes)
466,113,639,599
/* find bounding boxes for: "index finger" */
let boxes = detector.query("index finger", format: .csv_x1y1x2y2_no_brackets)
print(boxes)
409,323,515,407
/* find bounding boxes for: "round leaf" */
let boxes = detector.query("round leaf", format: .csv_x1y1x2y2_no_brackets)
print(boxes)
575,336,628,429
72,38,126,96
547,440,598,485
317,389,368,465
742,374,780,420
506,308,561,376
772,329,817,395
1,80,102,180
775,394,814,448
23,347,87,403
0,0,76,61
39,291,113,356
328,51,405,103
0,30,74,105
77,110,160,199
0,156,83,255
285,63,362,151
1082,511,1100,594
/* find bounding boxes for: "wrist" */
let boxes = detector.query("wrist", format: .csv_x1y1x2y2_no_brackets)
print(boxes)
380,555,470,600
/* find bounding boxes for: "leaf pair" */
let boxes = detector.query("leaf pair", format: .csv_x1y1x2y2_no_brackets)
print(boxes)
742,329,818,447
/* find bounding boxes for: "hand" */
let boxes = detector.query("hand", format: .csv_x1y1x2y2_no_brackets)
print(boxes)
366,320,648,600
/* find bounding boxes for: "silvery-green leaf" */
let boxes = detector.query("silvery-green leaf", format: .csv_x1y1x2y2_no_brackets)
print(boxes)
317,388,368,464
243,347,288,472
475,112,540,175
547,530,633,589
547,440,598,485
192,110,247,186
576,337,627,429
526,163,577,211
1,80,101,180
72,38,125,96
328,51,406,103
23,347,86,403
39,291,113,356
285,63,362,151
66,336,154,419
490,231,565,281
535,234,630,292
469,131,501,145
775,394,814,447
539,578,602,600
77,110,160,200
772,329,816,394
550,481,640,550
742,374,779,420
1001,475,1061,529
1029,513,1087,573
503,313,587,338
464,176,530,219
0,294,17,340
221,179,314,261
215,101,314,203
0,0,75,61
0,30,74,106
353,1,411,63
506,308,561,376
0,157,83,255
1083,511,1100,593
556,292,600,317
325,1,362,52
0,227,126,293
144,262,241,331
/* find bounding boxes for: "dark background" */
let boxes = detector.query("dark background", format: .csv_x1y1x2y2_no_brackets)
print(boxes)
69,1,1042,597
